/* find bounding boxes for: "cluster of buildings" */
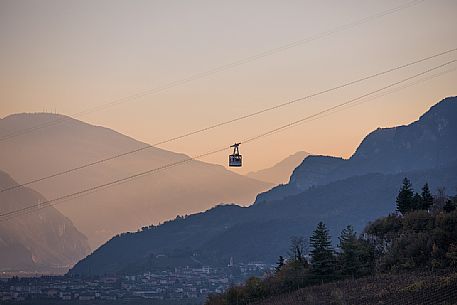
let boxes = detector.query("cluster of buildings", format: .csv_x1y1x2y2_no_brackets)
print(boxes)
0,263,274,303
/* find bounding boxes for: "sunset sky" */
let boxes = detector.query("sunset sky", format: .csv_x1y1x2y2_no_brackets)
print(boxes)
1,0,456,174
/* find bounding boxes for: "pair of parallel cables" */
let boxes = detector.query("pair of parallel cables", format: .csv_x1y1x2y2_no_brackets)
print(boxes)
1,55,456,221
0,0,427,143
2,0,456,221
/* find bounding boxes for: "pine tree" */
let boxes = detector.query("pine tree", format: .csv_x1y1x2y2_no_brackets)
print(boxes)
412,192,422,211
396,178,414,214
310,222,336,280
420,183,434,210
338,226,375,278
338,225,358,278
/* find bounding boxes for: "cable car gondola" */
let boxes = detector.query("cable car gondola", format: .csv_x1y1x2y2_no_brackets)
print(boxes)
229,143,242,167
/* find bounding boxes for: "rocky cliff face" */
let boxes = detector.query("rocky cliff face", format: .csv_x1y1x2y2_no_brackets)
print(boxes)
0,170,90,273
349,96,457,172
256,96,457,203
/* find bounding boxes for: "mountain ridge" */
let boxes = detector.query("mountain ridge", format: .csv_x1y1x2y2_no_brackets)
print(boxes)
69,96,457,276
256,96,457,203
0,113,271,248
70,163,457,275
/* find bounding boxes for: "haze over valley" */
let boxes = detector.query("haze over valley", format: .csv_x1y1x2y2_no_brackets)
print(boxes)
1,1,457,304
0,113,271,250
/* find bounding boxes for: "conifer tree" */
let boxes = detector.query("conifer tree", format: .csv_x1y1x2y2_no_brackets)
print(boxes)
420,183,434,210
310,222,336,280
338,225,358,277
396,178,414,214
412,192,422,210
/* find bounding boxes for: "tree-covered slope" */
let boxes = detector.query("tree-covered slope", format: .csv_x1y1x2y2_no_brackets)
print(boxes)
206,193,457,305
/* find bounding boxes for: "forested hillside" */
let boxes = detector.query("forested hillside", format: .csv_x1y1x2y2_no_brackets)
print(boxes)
205,180,457,305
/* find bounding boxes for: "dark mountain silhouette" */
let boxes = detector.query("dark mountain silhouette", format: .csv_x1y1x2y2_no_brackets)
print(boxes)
70,97,457,276
256,96,457,203
246,151,309,185
0,170,90,273
0,114,271,249
70,165,457,275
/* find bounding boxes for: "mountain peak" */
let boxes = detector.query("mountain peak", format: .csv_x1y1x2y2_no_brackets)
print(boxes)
351,96,457,169
419,96,457,120
1,112,75,125
256,96,457,204
0,113,271,249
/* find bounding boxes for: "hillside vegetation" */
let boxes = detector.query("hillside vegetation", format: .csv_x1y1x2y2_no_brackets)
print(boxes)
248,272,457,305
205,179,457,305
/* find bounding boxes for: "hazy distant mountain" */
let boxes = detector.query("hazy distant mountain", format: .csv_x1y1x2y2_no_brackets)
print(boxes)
256,96,457,203
0,114,271,248
246,151,309,185
0,170,89,273
70,97,457,276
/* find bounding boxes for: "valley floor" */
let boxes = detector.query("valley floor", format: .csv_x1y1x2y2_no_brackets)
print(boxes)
250,271,457,305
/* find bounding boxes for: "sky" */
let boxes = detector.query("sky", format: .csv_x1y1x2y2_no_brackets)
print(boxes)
1,0,456,174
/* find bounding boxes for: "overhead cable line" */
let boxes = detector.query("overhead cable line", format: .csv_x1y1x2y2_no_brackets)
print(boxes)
240,59,457,145
307,67,457,124
276,66,457,132
1,47,455,194
0,0,427,143
1,58,455,222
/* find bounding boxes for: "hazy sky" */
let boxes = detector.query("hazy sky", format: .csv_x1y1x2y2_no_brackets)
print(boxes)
1,0,456,173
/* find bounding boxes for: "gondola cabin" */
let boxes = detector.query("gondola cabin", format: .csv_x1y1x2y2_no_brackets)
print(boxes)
229,143,242,167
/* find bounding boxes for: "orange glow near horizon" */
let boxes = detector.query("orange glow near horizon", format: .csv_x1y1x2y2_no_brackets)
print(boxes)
1,0,456,174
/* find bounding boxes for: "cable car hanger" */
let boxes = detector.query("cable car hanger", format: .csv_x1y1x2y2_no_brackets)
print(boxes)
229,143,242,167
